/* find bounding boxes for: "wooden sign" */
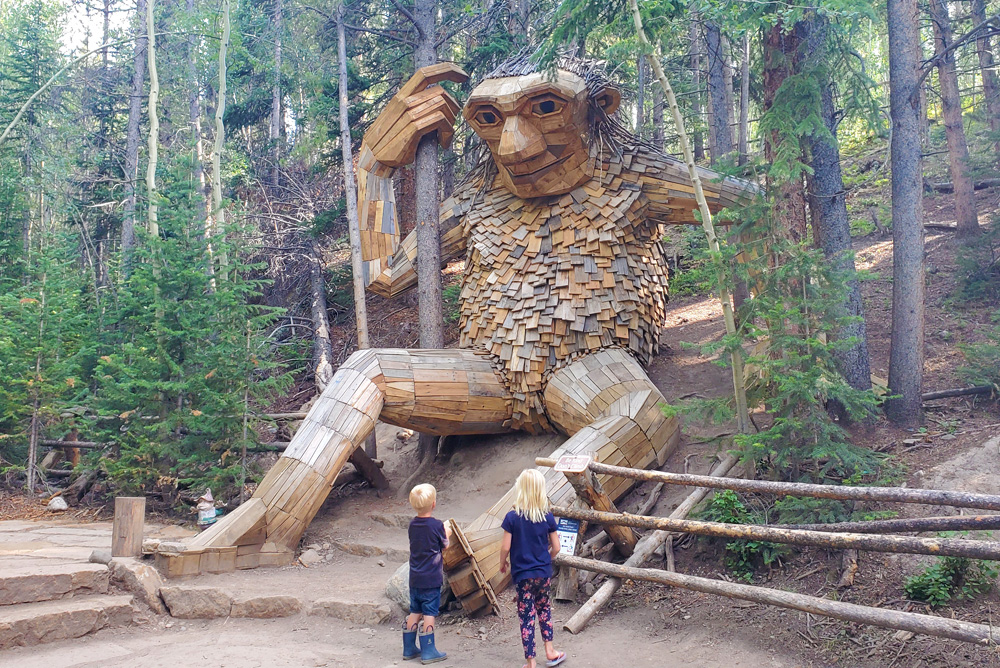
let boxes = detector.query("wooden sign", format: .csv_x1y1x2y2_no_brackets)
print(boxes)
554,455,591,474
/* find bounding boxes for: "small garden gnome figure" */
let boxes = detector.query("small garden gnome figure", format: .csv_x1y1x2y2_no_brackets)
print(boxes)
196,489,219,530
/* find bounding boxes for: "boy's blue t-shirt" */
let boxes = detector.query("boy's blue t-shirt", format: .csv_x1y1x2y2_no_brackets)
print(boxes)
409,516,447,589
501,510,558,583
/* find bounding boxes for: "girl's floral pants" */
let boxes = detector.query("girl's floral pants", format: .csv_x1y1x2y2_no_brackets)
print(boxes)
515,577,554,659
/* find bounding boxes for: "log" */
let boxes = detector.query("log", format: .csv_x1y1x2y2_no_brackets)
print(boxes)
926,177,1000,193
564,469,637,557
537,457,1000,512
556,553,1000,646
563,454,739,634
582,481,665,557
778,514,1000,534
258,412,309,420
349,446,390,491
39,440,107,449
551,505,1000,561
111,496,146,557
922,386,994,401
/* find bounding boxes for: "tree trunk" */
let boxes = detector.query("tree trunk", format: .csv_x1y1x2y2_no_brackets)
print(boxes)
801,13,872,396
971,0,1000,163
337,2,370,352
309,240,336,391
689,20,704,161
886,0,925,426
122,0,147,265
442,145,455,200
146,0,159,240
186,0,211,271
763,22,808,244
211,0,231,280
929,0,979,239
705,22,734,163
508,0,528,36
738,33,750,165
636,56,645,138
269,0,283,189
652,76,665,151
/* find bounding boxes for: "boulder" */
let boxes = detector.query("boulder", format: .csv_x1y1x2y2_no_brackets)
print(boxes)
47,496,68,512
89,549,113,565
230,595,302,618
110,558,166,615
385,563,451,613
159,586,232,619
308,598,392,625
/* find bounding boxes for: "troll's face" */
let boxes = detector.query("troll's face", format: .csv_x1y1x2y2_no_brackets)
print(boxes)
463,70,620,199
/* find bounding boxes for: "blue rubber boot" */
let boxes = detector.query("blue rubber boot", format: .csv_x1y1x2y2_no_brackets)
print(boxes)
419,629,447,664
403,624,420,661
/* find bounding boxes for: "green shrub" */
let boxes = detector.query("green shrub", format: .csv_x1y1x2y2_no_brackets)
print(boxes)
904,554,998,608
700,490,791,581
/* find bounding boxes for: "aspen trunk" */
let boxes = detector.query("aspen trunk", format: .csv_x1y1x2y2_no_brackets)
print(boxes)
636,56,645,137
886,0,925,426
631,2,750,435
210,0,231,280
122,0,147,264
929,0,979,239
689,20,704,161
145,0,159,240
269,0,283,188
309,240,336,391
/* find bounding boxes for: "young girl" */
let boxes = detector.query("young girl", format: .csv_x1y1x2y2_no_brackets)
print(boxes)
500,469,566,668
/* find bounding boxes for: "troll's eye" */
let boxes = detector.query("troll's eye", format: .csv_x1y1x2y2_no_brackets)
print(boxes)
531,97,564,116
474,108,501,126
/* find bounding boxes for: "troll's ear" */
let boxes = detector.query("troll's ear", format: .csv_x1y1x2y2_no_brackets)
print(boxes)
593,87,621,116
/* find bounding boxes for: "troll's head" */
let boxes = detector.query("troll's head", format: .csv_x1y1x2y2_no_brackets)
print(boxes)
463,55,622,199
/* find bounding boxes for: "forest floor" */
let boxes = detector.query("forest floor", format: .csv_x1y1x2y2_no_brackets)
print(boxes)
5,180,1000,666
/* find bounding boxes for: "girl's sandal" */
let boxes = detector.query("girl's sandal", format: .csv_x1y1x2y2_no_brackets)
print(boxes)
546,651,566,667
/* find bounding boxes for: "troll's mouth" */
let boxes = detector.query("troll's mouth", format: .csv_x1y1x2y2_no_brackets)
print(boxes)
501,152,570,179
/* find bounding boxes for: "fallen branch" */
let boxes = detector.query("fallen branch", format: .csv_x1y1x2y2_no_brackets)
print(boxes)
556,553,1000,646
551,505,1000,561
563,454,739,634
778,514,1000,534
537,457,1000,512
922,386,994,401
925,177,1000,193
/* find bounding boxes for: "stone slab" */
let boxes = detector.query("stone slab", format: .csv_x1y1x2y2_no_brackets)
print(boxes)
0,562,109,606
110,558,166,615
307,598,392,625
0,595,134,650
230,595,302,618
158,586,233,619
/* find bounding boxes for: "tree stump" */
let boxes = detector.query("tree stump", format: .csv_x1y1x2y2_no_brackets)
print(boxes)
112,497,146,557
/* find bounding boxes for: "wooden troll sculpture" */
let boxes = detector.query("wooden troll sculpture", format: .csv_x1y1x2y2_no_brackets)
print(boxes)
174,56,753,603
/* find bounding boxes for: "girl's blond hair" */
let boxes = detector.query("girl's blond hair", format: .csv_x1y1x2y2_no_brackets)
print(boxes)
513,469,549,523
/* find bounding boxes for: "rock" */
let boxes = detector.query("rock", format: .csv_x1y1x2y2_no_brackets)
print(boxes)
478,626,486,634
308,598,392,625
369,513,412,529
893,630,914,642
583,582,596,596
377,559,386,567
940,434,957,441
159,586,233,619
231,595,302,618
89,549,113,565
141,538,161,554
332,541,409,562
385,563,450,613
299,549,323,567
305,543,323,551
110,558,166,615
47,496,68,512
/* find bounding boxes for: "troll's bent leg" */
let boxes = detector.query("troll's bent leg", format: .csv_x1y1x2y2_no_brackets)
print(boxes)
451,348,679,594
188,348,513,565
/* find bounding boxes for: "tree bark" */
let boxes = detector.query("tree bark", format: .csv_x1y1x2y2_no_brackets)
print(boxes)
269,0,283,189
971,0,1000,163
689,20,705,161
705,22,734,163
337,2,370,352
929,0,979,239
146,0,159,240
652,74,665,151
211,0,231,280
738,33,750,165
801,13,873,395
309,240,336,391
122,0,147,265
636,56,645,138
886,0,925,426
763,22,808,244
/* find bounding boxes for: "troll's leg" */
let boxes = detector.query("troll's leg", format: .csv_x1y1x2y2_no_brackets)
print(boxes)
452,348,679,593
190,348,513,563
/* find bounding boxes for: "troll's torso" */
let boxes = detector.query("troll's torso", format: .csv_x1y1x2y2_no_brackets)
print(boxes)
457,148,670,431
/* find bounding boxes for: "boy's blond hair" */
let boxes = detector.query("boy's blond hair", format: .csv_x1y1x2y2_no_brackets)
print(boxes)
513,469,549,523
409,483,437,513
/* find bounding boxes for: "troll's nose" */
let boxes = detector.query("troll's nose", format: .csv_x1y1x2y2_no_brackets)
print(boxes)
497,115,547,163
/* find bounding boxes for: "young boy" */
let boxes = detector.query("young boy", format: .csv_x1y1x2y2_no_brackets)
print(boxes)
404,483,450,664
